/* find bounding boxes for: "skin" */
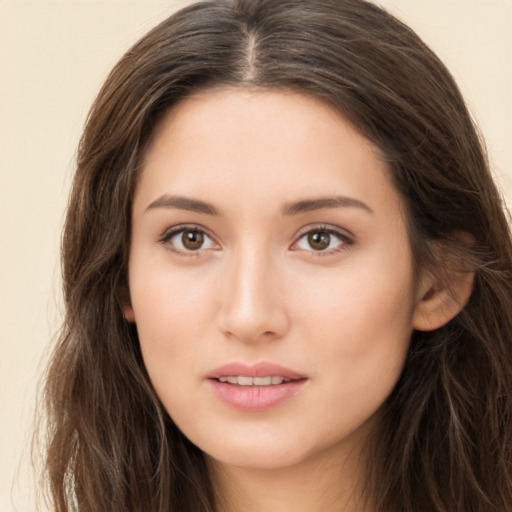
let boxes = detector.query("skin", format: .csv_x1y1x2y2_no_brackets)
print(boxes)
125,88,468,511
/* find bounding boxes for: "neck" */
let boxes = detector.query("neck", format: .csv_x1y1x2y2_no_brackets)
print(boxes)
208,442,375,512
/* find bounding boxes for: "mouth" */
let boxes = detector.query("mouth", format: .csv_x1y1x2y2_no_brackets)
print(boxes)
215,375,296,386
207,362,308,411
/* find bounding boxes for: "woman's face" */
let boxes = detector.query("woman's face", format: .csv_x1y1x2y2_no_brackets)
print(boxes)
126,89,424,471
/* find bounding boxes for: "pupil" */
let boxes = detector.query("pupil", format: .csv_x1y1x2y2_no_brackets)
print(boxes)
183,230,204,250
308,231,330,250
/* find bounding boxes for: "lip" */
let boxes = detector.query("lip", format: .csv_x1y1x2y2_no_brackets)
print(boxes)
207,361,308,412
208,361,307,380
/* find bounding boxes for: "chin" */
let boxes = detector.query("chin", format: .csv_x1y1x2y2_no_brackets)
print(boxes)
187,421,365,473
207,444,312,471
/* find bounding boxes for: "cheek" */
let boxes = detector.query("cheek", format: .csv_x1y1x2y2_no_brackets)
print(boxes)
129,263,218,379
295,273,414,435
295,256,415,379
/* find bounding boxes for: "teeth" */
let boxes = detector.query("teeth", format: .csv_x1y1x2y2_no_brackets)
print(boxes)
238,376,253,386
218,376,289,386
253,376,272,385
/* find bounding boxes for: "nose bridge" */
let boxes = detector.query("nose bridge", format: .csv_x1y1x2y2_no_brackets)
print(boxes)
218,241,288,342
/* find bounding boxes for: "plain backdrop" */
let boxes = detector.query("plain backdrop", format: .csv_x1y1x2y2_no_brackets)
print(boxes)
1,1,511,510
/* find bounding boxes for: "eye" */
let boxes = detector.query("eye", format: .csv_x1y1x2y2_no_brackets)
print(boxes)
160,226,218,254
292,226,353,255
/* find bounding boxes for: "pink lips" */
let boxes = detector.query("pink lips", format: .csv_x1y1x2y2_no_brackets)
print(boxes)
207,362,308,411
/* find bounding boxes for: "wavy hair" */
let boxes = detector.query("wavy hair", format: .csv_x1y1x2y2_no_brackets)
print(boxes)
42,0,512,510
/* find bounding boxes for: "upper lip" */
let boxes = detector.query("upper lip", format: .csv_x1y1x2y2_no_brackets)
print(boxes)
207,361,307,380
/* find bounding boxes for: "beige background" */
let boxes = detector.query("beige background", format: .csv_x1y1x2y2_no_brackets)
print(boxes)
1,1,511,510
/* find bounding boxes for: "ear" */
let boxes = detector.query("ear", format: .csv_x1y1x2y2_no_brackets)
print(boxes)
119,284,136,323
413,255,475,332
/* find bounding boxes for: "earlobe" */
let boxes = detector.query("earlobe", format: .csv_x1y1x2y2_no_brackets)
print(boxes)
413,270,474,332
119,284,136,323
123,304,136,323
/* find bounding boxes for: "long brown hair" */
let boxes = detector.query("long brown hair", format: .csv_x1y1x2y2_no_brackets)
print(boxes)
42,0,512,510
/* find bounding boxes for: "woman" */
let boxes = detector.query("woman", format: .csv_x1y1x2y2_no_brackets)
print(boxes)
42,0,512,510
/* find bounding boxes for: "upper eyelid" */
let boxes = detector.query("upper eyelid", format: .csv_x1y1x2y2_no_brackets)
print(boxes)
293,224,355,242
159,223,216,241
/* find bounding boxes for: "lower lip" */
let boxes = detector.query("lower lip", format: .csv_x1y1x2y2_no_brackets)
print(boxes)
208,379,307,411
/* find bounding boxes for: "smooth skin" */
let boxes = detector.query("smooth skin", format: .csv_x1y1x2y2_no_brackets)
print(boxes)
124,89,472,512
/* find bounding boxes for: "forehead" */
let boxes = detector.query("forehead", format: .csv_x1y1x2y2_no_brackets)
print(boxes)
146,88,378,160
135,87,402,220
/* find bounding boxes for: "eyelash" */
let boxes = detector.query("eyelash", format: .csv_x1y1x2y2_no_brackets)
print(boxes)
159,224,218,258
158,224,354,257
292,225,354,256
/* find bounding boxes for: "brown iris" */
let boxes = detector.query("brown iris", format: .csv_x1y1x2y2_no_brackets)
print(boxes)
308,231,330,250
182,230,204,250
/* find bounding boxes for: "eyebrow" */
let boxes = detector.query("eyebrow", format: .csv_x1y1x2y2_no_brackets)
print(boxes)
282,196,374,215
145,195,222,215
145,194,373,216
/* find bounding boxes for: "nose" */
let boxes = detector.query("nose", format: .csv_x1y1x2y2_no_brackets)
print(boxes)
217,247,290,343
